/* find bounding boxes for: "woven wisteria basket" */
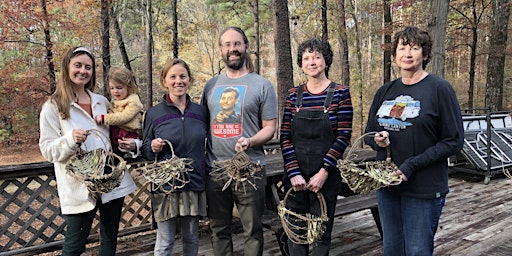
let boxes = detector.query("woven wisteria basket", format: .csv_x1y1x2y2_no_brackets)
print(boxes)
337,132,402,194
132,140,193,193
209,150,262,192
65,129,126,199
277,188,329,244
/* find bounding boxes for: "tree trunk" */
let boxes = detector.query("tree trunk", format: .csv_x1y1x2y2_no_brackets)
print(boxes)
335,0,350,87
40,0,56,94
101,0,111,97
485,0,510,111
146,0,154,107
451,0,492,110
272,0,293,138
468,25,478,110
322,0,328,41
428,0,449,78
382,0,391,84
172,0,178,58
349,0,364,146
253,0,261,74
322,0,328,78
111,5,132,72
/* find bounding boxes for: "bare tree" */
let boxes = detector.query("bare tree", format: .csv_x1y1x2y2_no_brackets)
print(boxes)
485,0,510,111
40,0,56,94
272,0,293,136
111,5,132,71
451,0,492,109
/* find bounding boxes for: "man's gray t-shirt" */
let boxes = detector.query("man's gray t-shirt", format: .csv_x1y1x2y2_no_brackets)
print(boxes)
201,72,278,167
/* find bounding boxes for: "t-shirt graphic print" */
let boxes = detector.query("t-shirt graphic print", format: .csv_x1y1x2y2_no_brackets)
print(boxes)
211,85,245,138
376,95,420,131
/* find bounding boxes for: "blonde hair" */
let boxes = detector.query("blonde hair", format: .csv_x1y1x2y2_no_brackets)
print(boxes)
108,67,138,95
159,58,194,90
50,46,96,120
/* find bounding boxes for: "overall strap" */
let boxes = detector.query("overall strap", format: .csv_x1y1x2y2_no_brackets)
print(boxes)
323,82,337,113
295,84,305,112
295,82,337,113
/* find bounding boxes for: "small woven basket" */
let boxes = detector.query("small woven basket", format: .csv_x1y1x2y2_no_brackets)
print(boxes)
132,140,193,193
277,188,329,244
337,132,402,194
65,129,126,199
209,150,262,192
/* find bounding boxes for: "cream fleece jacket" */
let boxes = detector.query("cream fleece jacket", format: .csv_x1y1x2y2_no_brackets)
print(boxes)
39,91,136,215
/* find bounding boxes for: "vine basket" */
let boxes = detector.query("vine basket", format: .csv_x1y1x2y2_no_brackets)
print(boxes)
337,132,402,194
209,150,262,192
132,139,193,193
65,129,126,200
277,188,329,244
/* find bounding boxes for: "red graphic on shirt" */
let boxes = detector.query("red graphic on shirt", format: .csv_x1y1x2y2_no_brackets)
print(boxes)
213,123,242,138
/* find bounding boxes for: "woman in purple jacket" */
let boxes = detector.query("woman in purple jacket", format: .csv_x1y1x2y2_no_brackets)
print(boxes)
141,58,208,256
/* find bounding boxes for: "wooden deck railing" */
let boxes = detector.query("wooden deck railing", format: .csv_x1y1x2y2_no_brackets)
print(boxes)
0,162,153,255
0,141,283,255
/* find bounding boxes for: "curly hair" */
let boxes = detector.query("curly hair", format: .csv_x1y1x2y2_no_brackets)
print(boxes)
297,38,333,72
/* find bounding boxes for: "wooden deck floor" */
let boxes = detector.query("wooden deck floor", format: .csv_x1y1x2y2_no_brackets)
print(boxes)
81,170,511,256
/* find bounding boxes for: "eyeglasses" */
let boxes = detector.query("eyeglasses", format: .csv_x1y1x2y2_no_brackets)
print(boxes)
221,41,244,49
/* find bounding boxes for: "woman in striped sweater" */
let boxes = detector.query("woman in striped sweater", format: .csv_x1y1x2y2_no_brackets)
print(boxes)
280,38,353,255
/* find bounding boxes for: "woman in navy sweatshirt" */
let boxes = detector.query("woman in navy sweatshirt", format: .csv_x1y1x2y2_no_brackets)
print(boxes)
364,26,464,256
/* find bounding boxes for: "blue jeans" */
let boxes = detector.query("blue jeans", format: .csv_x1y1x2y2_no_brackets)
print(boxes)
377,189,445,256
154,216,200,256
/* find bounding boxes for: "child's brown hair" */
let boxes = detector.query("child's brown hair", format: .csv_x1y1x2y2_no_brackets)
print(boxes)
108,67,138,95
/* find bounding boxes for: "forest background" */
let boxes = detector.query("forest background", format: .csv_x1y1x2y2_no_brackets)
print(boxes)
1,0,511,163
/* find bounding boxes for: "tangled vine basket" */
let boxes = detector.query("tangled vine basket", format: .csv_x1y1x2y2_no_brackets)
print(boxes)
65,129,126,199
337,132,402,194
277,188,329,244
209,150,262,192
132,140,193,193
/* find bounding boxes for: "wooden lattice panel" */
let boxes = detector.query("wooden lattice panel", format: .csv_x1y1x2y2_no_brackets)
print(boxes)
0,163,153,255
0,174,65,252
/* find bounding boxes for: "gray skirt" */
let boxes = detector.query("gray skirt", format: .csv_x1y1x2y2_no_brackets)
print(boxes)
151,191,207,222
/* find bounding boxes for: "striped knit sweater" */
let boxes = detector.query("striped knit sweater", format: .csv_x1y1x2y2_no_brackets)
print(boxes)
280,83,353,178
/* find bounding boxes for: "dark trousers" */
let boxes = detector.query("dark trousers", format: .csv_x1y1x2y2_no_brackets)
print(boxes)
206,167,266,256
61,197,124,256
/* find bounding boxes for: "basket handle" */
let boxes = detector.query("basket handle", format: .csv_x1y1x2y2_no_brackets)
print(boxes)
283,188,328,219
154,139,176,164
346,131,391,162
77,129,110,153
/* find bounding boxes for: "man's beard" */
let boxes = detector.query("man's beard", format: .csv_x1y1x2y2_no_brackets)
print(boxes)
223,51,246,70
